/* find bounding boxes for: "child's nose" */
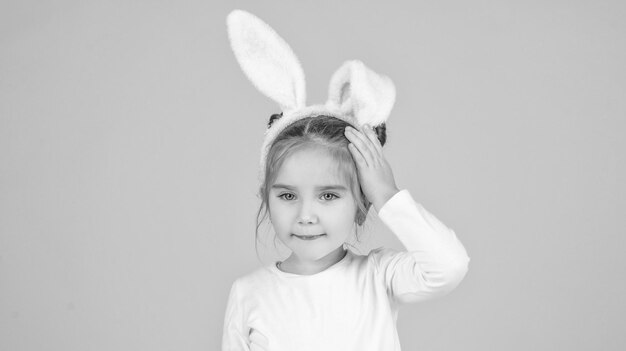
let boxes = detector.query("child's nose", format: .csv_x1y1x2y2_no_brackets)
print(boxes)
297,201,318,224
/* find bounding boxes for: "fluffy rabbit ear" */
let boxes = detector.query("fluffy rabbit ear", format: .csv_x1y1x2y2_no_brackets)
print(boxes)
326,60,396,127
226,10,306,112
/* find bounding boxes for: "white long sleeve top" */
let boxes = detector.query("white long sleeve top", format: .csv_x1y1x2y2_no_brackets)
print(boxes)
222,189,470,351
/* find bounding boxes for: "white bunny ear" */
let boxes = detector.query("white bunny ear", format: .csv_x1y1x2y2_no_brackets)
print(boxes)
226,10,306,112
326,60,396,127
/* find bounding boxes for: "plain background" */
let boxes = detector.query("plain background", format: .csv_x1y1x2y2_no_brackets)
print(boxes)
1,0,624,350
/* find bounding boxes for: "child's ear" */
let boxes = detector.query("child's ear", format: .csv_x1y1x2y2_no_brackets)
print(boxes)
355,202,372,226
355,212,364,226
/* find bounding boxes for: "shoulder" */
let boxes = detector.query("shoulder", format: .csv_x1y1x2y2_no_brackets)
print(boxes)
366,246,401,260
341,247,402,275
228,264,278,297
364,246,407,273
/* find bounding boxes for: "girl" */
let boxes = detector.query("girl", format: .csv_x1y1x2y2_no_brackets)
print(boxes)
223,10,470,351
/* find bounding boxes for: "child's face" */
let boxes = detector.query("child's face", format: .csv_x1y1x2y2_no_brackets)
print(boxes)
269,147,357,263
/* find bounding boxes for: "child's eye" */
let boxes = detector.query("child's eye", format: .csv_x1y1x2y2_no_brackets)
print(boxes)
278,193,295,201
322,193,339,200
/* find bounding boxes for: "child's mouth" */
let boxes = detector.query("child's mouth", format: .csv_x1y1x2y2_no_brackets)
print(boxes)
292,234,326,240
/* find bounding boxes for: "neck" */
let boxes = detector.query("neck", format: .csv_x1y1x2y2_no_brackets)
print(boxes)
279,246,347,275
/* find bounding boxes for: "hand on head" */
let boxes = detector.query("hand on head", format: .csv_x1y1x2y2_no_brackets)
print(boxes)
344,124,399,212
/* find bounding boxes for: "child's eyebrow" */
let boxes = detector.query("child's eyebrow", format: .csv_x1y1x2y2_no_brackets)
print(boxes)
271,184,348,191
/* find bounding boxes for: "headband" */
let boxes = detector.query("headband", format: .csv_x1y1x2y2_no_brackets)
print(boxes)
226,9,396,184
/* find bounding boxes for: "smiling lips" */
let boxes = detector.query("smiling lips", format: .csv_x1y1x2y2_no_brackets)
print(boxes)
293,234,326,240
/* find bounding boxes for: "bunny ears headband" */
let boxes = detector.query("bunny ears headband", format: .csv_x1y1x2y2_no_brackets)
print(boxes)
226,9,396,183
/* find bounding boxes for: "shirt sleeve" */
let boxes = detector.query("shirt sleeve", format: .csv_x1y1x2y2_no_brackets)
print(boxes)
370,189,471,304
222,279,251,351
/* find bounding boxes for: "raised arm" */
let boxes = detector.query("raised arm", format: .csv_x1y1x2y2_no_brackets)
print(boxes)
371,189,470,304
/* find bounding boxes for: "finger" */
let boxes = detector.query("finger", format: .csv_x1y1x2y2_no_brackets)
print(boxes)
345,127,375,167
345,128,373,167
345,130,369,167
355,124,382,167
347,142,367,169
356,124,382,158
362,124,383,156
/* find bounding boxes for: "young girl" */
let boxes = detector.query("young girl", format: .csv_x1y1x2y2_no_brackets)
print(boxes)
223,10,470,351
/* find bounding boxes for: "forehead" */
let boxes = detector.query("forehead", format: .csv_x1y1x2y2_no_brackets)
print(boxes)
273,148,347,187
